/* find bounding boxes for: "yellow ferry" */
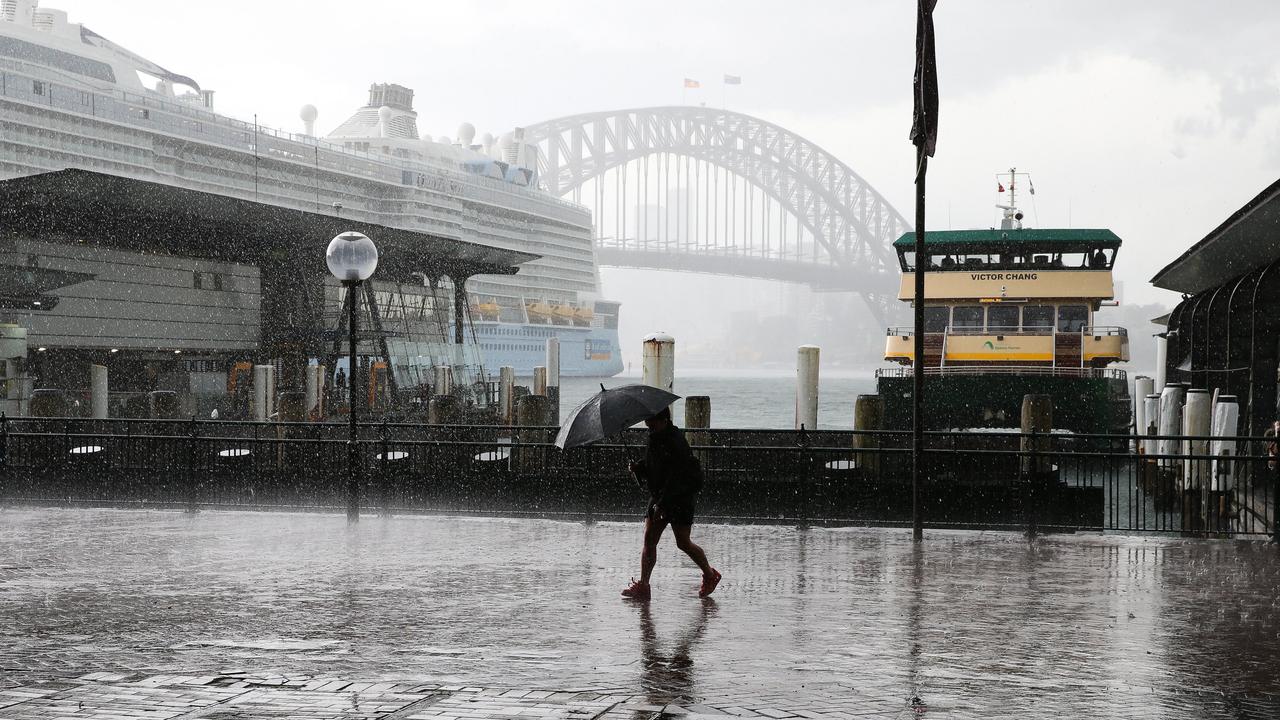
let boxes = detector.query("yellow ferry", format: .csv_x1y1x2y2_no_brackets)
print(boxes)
877,170,1131,432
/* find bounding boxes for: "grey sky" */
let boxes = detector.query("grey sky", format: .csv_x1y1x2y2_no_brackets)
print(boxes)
49,0,1280,351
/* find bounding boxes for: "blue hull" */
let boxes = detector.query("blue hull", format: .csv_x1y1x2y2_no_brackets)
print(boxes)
472,322,623,377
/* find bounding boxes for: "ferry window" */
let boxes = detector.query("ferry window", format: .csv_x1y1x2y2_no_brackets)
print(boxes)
193,271,203,290
32,80,44,96
924,307,948,332
1023,305,1054,330
951,306,984,330
899,251,916,271
987,305,1019,332
1058,305,1089,332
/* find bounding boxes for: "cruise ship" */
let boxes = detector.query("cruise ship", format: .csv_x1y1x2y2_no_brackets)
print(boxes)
0,1,623,408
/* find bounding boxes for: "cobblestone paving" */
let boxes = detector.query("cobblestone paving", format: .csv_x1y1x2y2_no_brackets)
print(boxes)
2,507,1280,718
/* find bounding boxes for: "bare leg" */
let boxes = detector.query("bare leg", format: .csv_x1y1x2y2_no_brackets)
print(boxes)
672,524,713,575
640,515,667,584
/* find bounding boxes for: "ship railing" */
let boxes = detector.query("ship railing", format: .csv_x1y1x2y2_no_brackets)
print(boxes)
875,365,1127,381
1081,326,1128,337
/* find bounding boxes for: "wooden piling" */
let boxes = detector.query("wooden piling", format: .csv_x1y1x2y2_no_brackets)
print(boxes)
515,394,552,474
854,394,884,476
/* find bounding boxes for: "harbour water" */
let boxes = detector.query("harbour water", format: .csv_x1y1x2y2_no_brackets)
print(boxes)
552,368,878,429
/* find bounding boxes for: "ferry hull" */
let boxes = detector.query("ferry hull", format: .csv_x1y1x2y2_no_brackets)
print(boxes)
875,372,1130,434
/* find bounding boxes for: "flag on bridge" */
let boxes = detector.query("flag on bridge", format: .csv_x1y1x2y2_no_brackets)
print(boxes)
723,74,741,85
684,78,701,88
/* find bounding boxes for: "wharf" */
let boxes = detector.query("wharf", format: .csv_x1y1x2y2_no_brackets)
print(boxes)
2,508,1280,719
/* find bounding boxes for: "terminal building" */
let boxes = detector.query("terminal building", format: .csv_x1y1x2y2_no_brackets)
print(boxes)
1152,176,1280,435
0,169,537,418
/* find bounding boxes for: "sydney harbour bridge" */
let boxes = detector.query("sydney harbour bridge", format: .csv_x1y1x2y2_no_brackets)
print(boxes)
524,106,912,323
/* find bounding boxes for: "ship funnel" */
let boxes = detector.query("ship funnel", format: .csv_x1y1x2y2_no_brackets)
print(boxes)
300,104,318,136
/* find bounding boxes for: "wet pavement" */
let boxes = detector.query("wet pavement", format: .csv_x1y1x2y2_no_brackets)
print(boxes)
2,508,1280,719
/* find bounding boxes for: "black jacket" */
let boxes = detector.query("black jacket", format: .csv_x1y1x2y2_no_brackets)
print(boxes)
633,424,698,506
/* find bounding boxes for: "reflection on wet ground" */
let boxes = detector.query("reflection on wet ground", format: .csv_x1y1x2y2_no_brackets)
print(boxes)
1,507,1279,718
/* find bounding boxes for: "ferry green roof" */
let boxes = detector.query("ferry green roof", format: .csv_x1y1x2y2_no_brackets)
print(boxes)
892,228,1122,250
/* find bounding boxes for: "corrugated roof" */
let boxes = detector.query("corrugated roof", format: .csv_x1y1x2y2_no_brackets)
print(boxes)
892,228,1122,249
1151,176,1280,294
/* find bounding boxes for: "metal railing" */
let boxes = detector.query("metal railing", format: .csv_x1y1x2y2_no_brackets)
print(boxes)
0,417,1273,537
875,366,1127,380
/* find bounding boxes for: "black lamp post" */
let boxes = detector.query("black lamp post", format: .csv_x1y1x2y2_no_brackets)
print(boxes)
326,231,378,522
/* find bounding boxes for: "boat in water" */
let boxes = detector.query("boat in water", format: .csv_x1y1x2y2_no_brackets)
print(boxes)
876,169,1131,434
0,1,623,408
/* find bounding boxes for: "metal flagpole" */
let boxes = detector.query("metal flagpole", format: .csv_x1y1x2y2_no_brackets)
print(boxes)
910,0,939,542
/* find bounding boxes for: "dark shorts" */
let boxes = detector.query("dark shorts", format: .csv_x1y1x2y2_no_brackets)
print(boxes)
647,498,696,526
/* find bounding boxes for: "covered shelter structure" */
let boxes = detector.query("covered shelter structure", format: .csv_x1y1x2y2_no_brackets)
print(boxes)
1152,176,1280,435
0,169,538,416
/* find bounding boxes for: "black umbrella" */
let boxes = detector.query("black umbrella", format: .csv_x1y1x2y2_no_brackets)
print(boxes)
555,384,681,450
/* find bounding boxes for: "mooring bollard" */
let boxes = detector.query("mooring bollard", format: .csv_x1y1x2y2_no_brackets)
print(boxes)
684,395,711,467
428,394,461,425
1182,388,1212,533
795,345,820,431
1210,395,1240,533
304,364,326,421
1141,393,1161,492
545,338,561,423
499,366,516,426
854,394,884,476
1156,383,1187,505
90,364,108,420
515,394,552,474
642,332,675,392
1021,394,1053,535
1133,375,1153,445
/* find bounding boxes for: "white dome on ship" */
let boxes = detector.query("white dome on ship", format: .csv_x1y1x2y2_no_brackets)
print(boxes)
457,122,476,146
299,104,318,123
437,135,451,144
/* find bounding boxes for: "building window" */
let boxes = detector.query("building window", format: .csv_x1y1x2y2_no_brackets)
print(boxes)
32,80,44,96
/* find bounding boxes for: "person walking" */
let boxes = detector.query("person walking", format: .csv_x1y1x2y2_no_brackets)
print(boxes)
621,406,721,600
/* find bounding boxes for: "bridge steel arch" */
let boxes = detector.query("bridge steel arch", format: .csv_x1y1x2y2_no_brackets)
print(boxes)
524,106,912,312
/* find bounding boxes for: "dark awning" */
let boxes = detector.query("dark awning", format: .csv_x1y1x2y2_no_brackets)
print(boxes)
1151,176,1280,294
0,169,540,282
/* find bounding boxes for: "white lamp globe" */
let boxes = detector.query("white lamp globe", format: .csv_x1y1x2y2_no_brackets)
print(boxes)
326,231,378,281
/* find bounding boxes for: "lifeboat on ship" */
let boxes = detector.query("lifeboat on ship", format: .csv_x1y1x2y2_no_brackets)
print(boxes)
526,301,555,324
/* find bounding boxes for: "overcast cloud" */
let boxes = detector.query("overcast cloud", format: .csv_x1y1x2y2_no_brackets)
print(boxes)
49,0,1280,351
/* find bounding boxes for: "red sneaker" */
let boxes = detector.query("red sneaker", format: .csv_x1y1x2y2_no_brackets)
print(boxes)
699,568,722,597
621,578,651,600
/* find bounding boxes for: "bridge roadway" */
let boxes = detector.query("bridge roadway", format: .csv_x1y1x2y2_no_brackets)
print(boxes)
594,239,899,293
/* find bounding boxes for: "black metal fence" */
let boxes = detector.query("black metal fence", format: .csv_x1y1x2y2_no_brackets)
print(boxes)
0,416,1275,537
